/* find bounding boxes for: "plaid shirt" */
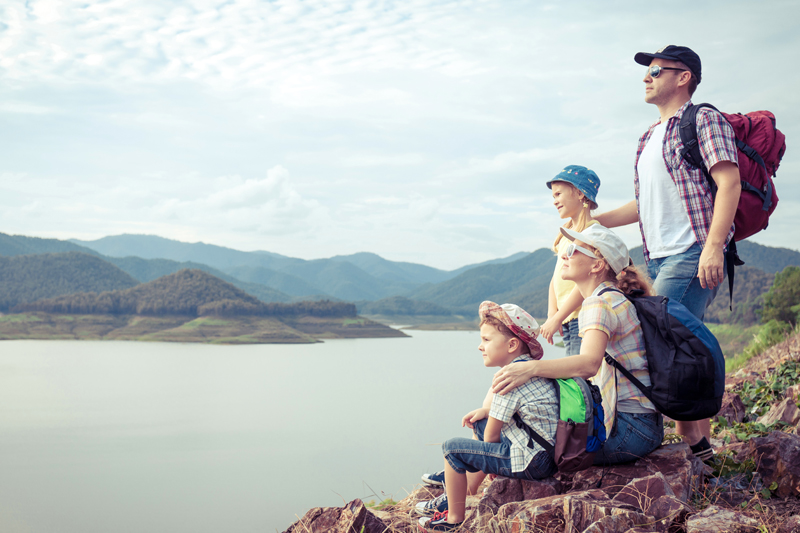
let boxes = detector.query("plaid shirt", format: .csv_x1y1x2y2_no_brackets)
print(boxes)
579,282,654,435
634,100,738,263
489,354,559,472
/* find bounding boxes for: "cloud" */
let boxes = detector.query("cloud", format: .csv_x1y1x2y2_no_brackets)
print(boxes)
0,0,798,270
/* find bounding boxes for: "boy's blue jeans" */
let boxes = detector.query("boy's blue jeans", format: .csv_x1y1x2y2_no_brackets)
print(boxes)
646,243,723,321
442,419,556,480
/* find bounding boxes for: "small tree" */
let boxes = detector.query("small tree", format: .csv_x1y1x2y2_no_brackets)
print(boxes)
760,266,800,326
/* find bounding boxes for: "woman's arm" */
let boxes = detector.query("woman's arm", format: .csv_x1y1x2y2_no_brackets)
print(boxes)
492,329,608,395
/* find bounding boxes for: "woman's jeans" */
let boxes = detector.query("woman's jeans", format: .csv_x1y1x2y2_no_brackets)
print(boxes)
593,411,663,465
562,318,581,356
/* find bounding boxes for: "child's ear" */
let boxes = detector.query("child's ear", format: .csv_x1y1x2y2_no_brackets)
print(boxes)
507,336,520,352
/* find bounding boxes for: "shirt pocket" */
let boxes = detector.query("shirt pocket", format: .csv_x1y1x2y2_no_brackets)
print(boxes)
663,136,685,171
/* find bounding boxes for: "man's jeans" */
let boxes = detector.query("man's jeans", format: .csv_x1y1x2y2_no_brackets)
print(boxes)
646,242,723,320
442,419,556,480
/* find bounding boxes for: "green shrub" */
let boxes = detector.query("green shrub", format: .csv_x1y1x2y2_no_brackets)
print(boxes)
760,266,800,326
726,320,795,372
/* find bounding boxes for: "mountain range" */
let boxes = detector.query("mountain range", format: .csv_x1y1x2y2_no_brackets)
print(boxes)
3,231,800,324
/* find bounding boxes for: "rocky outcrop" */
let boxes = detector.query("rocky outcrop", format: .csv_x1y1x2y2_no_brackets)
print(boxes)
718,391,747,425
757,398,800,427
284,498,388,533
746,431,800,498
685,505,760,532
571,443,704,502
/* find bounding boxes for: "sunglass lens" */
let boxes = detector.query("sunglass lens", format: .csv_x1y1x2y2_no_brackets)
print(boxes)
649,65,661,78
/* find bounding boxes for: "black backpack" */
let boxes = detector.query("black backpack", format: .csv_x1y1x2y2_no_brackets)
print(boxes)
599,288,725,421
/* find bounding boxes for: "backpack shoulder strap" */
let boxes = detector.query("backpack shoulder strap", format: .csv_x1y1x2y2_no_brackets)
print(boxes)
512,413,554,455
679,103,719,180
602,352,655,406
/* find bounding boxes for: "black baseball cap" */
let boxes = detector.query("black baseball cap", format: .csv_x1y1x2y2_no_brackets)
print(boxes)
634,45,701,84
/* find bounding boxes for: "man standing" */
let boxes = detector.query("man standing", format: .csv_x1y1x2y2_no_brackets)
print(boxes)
596,45,741,461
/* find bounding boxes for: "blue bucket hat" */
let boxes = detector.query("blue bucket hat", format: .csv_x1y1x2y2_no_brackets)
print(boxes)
546,165,600,206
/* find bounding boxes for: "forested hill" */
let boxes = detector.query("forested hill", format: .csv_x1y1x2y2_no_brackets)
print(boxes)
0,252,139,312
0,233,99,257
17,269,356,318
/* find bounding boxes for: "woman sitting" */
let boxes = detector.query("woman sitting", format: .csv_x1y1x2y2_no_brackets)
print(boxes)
492,224,663,464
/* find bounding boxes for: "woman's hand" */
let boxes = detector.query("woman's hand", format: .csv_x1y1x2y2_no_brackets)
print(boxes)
539,317,563,345
492,361,536,396
462,408,489,429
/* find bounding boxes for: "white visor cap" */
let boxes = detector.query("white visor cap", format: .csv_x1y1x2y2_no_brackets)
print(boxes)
559,224,631,274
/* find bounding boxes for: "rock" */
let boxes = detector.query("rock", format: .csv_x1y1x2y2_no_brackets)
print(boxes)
647,495,692,532
491,489,607,533
522,477,563,500
777,515,800,533
747,430,800,497
717,392,747,425
685,505,760,533
611,472,675,513
786,385,800,402
477,476,561,515
582,509,656,533
282,498,388,533
572,443,703,502
757,398,800,427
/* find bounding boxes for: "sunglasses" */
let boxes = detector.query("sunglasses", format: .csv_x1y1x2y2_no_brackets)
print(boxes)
648,65,688,78
566,243,598,259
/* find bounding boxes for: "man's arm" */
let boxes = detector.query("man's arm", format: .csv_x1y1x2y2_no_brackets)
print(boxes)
698,161,741,289
593,200,639,228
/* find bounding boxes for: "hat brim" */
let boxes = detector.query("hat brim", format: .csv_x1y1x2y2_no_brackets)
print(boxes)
634,51,681,66
479,301,543,360
559,226,586,245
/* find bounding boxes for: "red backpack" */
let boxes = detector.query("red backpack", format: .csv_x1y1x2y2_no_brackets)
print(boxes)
679,103,786,241
679,103,786,307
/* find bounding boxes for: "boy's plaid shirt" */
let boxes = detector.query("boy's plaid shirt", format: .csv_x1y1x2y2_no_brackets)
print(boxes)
634,100,738,263
489,355,559,473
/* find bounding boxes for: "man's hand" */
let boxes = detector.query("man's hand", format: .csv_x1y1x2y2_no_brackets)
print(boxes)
698,244,724,289
462,408,489,429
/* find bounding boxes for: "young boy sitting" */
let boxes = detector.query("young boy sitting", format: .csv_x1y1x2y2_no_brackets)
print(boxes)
417,301,559,531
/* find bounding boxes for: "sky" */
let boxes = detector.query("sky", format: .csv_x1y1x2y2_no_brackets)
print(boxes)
1,0,798,271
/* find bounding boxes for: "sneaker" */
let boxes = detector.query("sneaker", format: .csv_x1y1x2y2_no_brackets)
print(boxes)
418,511,461,531
421,470,445,486
414,492,448,516
690,436,714,462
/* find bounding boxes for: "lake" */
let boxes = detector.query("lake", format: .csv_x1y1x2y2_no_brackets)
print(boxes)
0,331,564,532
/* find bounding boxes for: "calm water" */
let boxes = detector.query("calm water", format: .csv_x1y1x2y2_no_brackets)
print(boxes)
0,332,564,532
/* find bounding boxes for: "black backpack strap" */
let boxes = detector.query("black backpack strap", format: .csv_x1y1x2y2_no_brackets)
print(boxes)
602,352,655,406
679,103,719,181
512,413,554,455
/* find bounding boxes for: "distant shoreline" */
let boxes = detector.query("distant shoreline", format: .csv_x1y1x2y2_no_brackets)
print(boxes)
0,312,407,344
